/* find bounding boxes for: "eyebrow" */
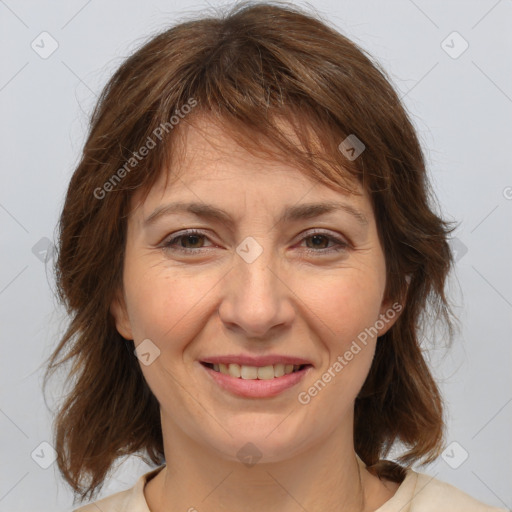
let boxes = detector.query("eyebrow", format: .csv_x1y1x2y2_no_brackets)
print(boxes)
143,201,368,228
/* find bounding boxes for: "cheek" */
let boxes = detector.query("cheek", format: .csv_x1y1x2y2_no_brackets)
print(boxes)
296,275,381,413
298,270,385,342
293,269,385,405
124,265,215,346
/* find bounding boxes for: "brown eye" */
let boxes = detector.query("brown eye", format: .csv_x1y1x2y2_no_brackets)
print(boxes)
299,231,349,254
163,230,213,252
305,234,330,249
176,234,205,249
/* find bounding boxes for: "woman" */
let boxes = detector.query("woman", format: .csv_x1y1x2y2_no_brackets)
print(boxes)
43,2,506,511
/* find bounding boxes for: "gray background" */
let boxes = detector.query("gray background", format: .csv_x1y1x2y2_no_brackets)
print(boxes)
1,0,511,510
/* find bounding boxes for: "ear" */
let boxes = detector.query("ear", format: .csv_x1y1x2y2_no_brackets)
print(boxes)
376,298,403,337
376,274,410,336
110,289,133,340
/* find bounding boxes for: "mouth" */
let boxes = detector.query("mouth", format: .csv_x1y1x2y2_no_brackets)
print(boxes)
201,362,311,380
199,359,313,398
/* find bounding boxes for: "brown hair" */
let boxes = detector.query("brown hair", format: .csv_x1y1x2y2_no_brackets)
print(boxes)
43,0,455,503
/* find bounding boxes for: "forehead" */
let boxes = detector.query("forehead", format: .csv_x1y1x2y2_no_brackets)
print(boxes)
131,113,365,212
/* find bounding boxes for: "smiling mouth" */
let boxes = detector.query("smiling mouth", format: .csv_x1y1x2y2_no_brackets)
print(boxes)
201,362,311,380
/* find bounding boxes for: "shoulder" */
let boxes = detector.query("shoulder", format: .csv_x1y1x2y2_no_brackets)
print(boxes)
72,487,132,512
403,470,508,512
71,465,165,512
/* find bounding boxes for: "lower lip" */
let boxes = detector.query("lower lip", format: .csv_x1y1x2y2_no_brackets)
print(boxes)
201,363,312,398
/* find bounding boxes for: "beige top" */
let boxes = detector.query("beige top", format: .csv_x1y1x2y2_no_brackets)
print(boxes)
73,457,508,512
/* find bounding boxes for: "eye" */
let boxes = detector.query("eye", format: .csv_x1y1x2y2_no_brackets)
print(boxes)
162,230,214,253
161,229,350,255
297,231,349,254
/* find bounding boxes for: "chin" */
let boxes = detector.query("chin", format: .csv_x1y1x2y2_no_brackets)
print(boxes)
197,416,316,466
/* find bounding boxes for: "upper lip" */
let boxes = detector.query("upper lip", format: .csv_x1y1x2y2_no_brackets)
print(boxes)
200,355,313,367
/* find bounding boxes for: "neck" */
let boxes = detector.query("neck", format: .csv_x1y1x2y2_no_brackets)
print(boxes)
145,416,381,512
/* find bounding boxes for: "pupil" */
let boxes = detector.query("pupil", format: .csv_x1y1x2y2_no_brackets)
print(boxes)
309,235,327,249
184,235,202,248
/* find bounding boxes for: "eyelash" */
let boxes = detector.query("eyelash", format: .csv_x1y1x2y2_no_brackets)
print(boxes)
162,229,350,255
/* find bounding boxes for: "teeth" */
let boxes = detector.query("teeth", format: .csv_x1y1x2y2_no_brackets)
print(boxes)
257,365,275,380
241,366,258,379
228,363,241,378
274,363,285,377
209,362,304,379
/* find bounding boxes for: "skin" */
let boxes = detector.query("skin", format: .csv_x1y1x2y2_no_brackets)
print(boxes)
111,115,402,512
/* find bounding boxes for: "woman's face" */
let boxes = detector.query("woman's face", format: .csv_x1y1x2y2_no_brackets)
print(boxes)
111,116,399,463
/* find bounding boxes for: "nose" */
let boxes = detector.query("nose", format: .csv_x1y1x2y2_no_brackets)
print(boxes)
218,242,295,340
